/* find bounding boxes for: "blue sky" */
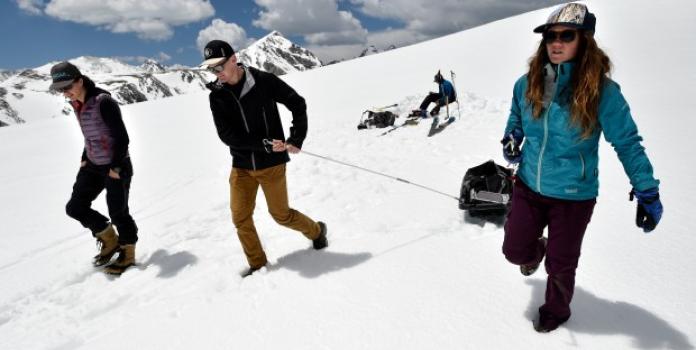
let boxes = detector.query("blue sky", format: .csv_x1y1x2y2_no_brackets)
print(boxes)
0,0,564,70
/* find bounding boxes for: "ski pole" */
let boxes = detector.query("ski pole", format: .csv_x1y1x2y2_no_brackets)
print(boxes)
450,71,461,120
299,149,459,201
372,103,398,111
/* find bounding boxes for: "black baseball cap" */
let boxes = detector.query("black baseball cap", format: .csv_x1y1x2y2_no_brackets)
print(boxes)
49,61,82,90
199,40,235,68
533,3,596,34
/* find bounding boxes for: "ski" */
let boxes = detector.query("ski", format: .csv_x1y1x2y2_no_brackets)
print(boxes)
428,115,455,137
379,115,420,136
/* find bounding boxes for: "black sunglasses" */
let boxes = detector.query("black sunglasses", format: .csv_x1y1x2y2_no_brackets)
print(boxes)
206,59,228,73
543,29,577,43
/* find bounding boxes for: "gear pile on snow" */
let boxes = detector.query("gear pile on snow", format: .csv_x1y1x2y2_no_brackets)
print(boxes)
357,110,397,129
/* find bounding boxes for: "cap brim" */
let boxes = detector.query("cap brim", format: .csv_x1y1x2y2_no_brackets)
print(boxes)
199,57,226,69
533,22,584,33
49,79,74,91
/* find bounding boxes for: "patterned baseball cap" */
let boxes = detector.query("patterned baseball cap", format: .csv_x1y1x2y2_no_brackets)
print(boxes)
49,61,82,90
199,40,235,68
533,3,596,33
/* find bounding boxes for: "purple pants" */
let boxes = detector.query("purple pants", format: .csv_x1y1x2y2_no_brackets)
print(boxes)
503,180,596,320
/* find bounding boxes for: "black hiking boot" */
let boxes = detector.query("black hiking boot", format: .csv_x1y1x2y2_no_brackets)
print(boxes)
313,222,328,250
520,237,547,276
533,312,570,333
241,265,264,278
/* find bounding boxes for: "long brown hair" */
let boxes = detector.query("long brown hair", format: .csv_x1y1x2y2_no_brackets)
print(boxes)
526,30,612,138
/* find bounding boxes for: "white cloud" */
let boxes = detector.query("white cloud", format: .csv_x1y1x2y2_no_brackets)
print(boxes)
157,52,172,62
15,0,44,15
352,0,565,49
42,0,215,40
253,0,367,46
196,19,255,54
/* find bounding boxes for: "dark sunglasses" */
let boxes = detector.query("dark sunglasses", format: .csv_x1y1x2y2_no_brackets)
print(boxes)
543,29,577,43
56,79,78,93
206,59,228,73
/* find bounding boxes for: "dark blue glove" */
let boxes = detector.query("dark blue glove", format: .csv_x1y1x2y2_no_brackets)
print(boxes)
630,188,663,233
501,128,524,164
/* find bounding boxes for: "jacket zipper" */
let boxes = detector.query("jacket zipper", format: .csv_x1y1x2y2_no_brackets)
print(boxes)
536,64,561,194
579,152,586,180
262,107,269,136
224,87,256,170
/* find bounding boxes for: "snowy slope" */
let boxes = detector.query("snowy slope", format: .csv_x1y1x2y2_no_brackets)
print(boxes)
0,1,694,349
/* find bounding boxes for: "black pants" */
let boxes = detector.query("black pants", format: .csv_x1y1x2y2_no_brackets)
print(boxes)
65,159,138,245
420,92,455,114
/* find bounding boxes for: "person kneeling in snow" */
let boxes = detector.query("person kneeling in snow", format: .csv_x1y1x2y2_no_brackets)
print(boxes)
417,70,456,118
501,3,663,333
200,40,328,278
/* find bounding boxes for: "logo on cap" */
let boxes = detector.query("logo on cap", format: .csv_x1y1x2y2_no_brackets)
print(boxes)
205,48,213,59
52,72,71,80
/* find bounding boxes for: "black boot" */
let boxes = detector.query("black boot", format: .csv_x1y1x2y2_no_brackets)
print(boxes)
533,312,570,333
313,222,328,250
241,265,264,278
520,237,547,276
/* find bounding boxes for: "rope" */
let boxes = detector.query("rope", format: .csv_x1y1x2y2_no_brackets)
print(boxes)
299,149,460,201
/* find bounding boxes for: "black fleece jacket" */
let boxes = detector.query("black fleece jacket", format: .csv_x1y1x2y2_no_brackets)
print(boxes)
207,65,308,170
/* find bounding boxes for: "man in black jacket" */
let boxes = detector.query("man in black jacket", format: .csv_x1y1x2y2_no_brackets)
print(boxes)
201,40,327,277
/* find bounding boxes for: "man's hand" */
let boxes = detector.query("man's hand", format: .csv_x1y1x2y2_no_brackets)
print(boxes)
285,143,300,154
271,139,286,152
264,139,301,153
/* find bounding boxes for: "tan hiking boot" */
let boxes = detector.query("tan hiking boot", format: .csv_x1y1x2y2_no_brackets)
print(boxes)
104,244,136,275
93,224,119,267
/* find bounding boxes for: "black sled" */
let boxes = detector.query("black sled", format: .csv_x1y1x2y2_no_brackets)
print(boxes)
459,160,514,216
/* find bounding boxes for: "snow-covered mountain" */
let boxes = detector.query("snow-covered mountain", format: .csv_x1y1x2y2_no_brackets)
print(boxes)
0,32,322,127
358,44,397,58
0,69,19,82
0,56,211,126
0,1,694,349
237,31,322,76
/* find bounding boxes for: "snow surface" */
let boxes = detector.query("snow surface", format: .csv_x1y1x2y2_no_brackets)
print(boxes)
0,0,694,349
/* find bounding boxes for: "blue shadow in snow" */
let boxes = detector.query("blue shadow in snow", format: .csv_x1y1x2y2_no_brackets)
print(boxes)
269,249,372,279
145,249,198,278
525,279,693,350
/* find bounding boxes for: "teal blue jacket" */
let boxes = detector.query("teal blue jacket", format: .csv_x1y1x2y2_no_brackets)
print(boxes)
504,62,659,200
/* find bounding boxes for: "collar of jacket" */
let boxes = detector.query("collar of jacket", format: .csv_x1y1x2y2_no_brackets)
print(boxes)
544,61,575,86
207,64,257,99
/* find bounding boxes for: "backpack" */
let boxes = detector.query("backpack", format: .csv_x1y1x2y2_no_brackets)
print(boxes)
459,160,514,215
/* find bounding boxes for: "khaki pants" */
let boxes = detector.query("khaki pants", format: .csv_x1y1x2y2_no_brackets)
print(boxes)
230,164,320,268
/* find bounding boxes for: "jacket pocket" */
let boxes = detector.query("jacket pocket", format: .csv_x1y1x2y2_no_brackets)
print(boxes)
578,152,586,180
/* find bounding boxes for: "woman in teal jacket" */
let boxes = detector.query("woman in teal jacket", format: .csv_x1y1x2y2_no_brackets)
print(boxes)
501,3,663,333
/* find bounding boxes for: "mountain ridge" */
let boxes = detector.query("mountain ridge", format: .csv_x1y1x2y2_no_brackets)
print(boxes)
0,32,322,126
